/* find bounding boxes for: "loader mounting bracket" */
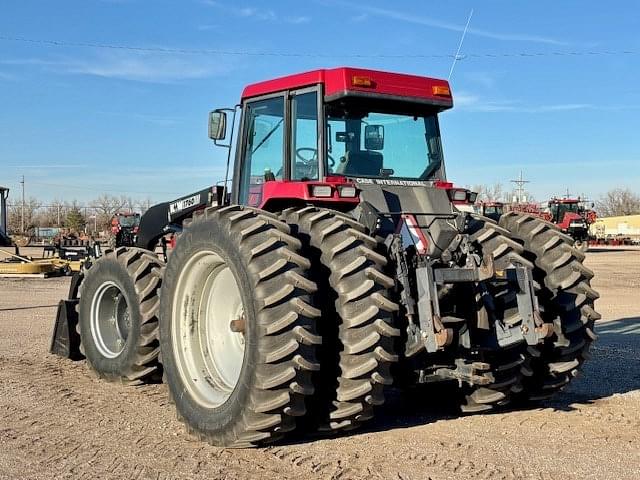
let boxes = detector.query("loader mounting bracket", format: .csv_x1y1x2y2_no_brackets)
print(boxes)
50,299,84,360
49,271,84,360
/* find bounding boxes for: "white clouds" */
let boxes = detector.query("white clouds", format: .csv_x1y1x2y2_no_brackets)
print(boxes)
351,13,369,23
452,92,598,113
97,111,183,126
201,1,311,24
0,71,18,81
237,6,276,21
463,71,498,89
2,52,236,83
197,24,219,31
450,92,480,108
66,54,220,82
321,1,569,46
285,16,311,25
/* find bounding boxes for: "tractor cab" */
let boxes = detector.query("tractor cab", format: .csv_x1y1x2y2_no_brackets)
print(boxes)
548,198,581,224
547,197,589,243
478,201,505,222
210,68,454,217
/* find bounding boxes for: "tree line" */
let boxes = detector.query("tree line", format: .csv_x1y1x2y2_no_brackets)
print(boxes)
6,194,153,235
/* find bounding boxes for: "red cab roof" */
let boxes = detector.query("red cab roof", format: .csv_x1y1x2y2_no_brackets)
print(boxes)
241,67,453,108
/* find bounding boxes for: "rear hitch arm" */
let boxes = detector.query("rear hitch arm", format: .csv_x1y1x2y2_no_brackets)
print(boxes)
493,263,549,347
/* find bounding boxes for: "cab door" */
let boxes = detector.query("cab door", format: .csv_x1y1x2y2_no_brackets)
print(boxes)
236,93,286,206
234,87,322,207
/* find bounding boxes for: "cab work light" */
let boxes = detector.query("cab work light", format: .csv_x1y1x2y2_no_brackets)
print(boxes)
311,185,333,197
449,189,468,202
338,185,357,198
352,76,374,88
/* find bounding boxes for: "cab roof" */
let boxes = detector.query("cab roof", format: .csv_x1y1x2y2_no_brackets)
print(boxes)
241,67,453,109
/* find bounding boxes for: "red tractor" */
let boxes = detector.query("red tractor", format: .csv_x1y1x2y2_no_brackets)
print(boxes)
546,198,595,250
51,67,599,447
109,212,141,248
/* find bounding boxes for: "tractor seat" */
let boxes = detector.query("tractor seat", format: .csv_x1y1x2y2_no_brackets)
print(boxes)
335,150,383,177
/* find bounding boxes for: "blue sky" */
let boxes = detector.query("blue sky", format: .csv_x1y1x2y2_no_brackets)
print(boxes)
1,0,639,204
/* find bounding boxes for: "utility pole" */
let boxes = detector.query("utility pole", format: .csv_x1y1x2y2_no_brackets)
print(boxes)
510,170,530,204
20,175,25,234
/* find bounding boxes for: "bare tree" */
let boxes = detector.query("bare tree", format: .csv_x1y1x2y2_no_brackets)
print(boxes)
8,197,41,234
90,194,129,232
36,199,66,228
135,197,153,214
472,183,505,203
595,188,640,217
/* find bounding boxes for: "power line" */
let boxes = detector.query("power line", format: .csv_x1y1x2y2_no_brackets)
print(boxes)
510,170,531,203
0,35,637,60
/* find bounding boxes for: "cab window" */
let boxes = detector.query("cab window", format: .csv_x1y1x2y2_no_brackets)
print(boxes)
290,91,319,181
240,96,285,205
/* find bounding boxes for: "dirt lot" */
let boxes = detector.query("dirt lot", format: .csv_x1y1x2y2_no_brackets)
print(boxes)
1,247,639,480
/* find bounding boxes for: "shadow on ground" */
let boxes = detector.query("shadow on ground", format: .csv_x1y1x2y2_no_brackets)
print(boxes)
318,316,640,440
549,317,640,407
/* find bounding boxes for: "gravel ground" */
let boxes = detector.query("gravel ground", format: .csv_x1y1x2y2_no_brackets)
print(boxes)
0,247,638,480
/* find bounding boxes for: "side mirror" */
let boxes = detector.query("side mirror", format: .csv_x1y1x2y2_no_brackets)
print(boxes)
364,125,384,150
208,110,227,140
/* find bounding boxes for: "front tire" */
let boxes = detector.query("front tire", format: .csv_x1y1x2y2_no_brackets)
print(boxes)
160,206,321,447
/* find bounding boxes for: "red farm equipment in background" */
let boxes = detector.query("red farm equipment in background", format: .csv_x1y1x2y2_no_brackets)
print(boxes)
109,212,141,248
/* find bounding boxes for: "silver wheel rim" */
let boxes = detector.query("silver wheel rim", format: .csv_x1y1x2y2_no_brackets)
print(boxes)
172,250,245,409
90,281,130,358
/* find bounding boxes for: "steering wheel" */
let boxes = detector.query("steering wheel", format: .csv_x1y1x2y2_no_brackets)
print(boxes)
295,147,335,168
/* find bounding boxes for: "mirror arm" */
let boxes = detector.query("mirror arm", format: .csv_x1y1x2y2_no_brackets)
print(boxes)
213,107,237,148
213,106,240,204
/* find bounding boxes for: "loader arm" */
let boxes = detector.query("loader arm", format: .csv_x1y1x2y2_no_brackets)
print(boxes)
135,186,223,251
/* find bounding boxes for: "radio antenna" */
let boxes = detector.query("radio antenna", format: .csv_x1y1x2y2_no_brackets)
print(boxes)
448,8,474,81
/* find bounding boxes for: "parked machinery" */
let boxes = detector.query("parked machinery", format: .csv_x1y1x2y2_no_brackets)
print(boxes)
511,197,595,250
477,201,505,222
546,198,596,249
51,67,599,447
109,212,141,248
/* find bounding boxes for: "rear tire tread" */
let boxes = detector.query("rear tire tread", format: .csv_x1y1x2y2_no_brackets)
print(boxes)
281,206,399,432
